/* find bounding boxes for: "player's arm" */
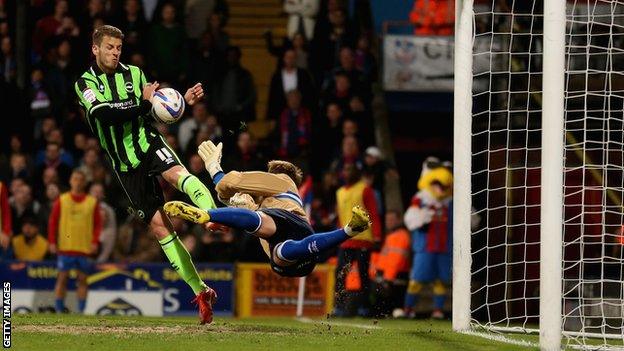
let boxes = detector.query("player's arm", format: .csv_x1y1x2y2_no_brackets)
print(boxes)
74,77,158,125
216,171,293,200
47,198,61,254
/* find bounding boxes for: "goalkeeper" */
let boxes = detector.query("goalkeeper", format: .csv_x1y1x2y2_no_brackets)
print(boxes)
74,25,217,324
164,141,372,277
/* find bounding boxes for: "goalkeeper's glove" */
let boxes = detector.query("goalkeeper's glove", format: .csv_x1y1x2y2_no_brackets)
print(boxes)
198,140,223,178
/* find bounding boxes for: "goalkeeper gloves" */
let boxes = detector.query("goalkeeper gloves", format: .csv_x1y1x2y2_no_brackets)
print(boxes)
198,140,223,179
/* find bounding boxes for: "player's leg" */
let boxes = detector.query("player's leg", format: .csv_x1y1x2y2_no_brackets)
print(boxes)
164,201,278,238
272,206,371,265
54,256,70,313
76,270,88,314
151,209,217,324
354,248,372,317
333,248,354,316
161,165,216,211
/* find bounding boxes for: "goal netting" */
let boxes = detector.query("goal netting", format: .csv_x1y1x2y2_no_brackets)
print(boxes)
453,0,624,349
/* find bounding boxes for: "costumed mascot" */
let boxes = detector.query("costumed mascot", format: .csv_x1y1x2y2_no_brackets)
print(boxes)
402,158,453,319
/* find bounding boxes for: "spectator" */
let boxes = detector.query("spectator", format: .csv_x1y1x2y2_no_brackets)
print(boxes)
266,48,315,122
311,8,356,82
55,38,79,87
0,180,12,254
277,89,312,163
89,182,117,263
284,0,320,40
402,164,453,319
0,36,16,84
264,31,310,70
347,95,374,145
29,68,52,120
32,0,69,56
48,170,101,313
35,142,73,187
148,3,188,85
8,153,31,184
354,34,377,82
322,71,353,111
222,131,265,172
10,183,41,235
11,217,48,261
178,102,210,153
38,182,61,235
323,47,367,96
113,218,161,263
189,30,225,102
117,0,148,60
363,146,389,200
185,115,223,160
208,12,230,53
333,163,382,317
184,0,217,44
77,148,101,184
311,102,344,176
212,46,256,130
329,135,363,179
370,210,410,317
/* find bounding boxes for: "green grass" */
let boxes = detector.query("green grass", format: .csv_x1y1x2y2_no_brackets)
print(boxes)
10,314,538,351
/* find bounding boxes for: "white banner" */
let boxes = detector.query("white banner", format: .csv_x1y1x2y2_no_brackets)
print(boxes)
383,35,493,92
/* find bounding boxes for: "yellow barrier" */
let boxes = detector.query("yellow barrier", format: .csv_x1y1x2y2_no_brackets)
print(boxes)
235,263,335,317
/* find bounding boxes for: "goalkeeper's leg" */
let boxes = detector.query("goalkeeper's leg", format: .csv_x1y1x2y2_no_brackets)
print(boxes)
164,201,372,263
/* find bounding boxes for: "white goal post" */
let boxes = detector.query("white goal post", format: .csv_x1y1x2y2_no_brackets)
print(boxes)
453,0,624,350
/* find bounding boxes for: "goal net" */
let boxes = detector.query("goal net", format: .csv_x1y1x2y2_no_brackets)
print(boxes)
453,0,624,349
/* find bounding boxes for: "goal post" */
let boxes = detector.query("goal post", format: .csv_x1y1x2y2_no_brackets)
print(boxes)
453,0,624,349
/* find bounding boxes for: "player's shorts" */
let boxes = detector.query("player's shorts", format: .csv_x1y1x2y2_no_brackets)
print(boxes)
410,251,451,283
57,255,92,273
259,208,317,277
115,136,183,222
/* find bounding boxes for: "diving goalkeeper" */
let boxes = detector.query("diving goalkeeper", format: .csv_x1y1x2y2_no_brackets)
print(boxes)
164,141,371,277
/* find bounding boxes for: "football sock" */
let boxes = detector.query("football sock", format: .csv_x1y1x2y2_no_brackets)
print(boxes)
159,233,207,295
55,298,64,313
404,293,419,309
78,299,86,313
277,228,349,262
207,208,261,232
178,174,216,211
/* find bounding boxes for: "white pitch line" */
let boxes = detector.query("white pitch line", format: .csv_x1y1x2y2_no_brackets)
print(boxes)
295,317,382,330
460,330,538,349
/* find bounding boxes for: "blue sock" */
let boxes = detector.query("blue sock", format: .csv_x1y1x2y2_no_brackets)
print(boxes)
55,298,65,313
404,293,419,309
277,228,349,262
208,207,261,232
433,295,446,310
78,299,86,313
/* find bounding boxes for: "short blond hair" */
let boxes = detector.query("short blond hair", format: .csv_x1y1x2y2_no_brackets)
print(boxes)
93,25,124,46
267,160,303,187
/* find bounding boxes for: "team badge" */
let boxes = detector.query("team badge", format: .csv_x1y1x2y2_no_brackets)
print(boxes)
98,84,105,92
125,81,134,92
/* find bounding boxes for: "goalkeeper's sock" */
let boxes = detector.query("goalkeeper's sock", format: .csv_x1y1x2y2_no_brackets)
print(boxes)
159,233,207,295
277,228,349,262
208,208,261,232
78,299,86,313
55,298,64,313
178,174,216,211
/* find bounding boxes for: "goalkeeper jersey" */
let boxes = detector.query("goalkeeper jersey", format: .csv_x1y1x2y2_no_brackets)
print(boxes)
75,62,156,172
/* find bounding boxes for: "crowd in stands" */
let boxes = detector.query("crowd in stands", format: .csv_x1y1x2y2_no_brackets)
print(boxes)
0,0,453,318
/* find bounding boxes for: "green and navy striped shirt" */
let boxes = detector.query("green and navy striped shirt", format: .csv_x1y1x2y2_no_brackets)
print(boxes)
75,62,154,172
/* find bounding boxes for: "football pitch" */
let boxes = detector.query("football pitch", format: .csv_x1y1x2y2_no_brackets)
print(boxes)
9,314,538,351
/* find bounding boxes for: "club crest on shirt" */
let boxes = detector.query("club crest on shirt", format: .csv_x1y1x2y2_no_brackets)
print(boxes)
125,81,133,92
82,88,96,103
98,84,105,92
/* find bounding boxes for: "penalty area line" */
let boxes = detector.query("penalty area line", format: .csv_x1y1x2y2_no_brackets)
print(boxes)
295,317,382,330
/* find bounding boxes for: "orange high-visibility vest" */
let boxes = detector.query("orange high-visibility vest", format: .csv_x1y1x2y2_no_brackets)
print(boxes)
345,261,362,291
376,228,411,281
409,0,455,35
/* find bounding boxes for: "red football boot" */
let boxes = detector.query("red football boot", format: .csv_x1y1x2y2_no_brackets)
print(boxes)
192,287,218,324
